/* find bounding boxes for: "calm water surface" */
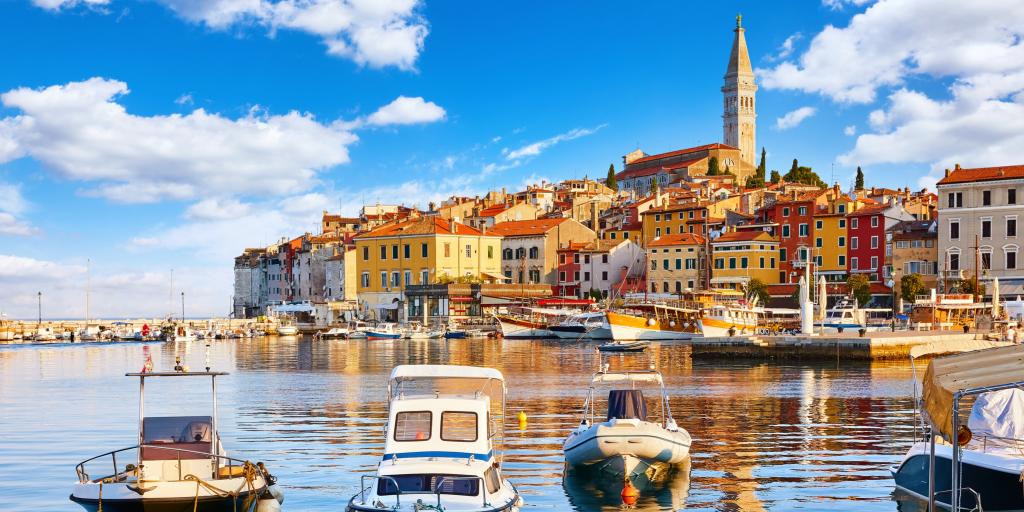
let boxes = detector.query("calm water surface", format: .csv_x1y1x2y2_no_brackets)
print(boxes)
0,338,923,511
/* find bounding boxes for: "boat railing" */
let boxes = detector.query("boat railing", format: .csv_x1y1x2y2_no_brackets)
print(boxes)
357,475,402,509
974,433,1024,455
931,487,984,512
75,444,254,484
433,476,488,509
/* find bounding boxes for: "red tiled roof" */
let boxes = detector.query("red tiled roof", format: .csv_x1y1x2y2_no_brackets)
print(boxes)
937,164,1024,185
478,204,513,217
628,143,737,166
647,233,706,247
713,230,775,243
849,203,891,216
616,157,704,181
354,216,487,238
489,218,570,236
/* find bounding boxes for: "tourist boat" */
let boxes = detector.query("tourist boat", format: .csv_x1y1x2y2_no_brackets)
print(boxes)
550,312,612,340
698,303,760,337
815,297,892,333
606,304,701,341
910,292,993,331
891,343,1024,511
346,364,523,512
315,326,349,340
494,307,567,338
563,367,691,481
70,366,284,512
366,323,402,340
0,316,16,342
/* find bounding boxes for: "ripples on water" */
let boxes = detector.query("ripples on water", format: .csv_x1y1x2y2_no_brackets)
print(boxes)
0,338,919,511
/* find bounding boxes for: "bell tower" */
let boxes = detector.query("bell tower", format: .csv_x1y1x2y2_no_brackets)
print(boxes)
722,14,757,167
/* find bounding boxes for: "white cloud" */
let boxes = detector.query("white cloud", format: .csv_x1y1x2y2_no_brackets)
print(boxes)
41,0,429,70
366,96,446,126
0,182,35,236
504,124,605,161
844,124,857,136
0,213,34,236
184,197,253,221
773,33,802,61
775,106,817,130
0,255,85,280
0,77,357,201
174,93,193,106
822,0,873,10
760,0,1024,104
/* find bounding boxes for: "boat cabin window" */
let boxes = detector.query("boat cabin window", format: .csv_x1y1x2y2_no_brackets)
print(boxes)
141,416,212,460
377,474,479,496
441,411,478,442
607,390,648,421
394,411,432,441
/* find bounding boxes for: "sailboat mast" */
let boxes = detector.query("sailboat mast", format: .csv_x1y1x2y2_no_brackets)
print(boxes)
85,258,90,325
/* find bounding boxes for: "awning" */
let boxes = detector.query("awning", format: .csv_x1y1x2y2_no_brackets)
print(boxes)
375,302,399,310
482,271,507,281
538,298,593,307
449,296,475,303
272,303,314,313
922,343,1024,442
480,295,523,306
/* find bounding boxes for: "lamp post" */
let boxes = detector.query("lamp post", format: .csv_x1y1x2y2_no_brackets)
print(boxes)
181,292,185,322
37,291,42,327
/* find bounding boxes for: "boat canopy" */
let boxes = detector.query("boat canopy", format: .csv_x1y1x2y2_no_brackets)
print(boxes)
592,370,663,385
390,364,504,383
922,344,1024,442
967,388,1024,446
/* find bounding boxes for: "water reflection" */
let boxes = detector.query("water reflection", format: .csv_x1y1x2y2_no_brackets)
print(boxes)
563,458,691,511
0,337,916,511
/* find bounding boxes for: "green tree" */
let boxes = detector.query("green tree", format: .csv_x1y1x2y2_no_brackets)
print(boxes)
855,166,865,190
783,158,827,188
707,156,721,176
745,147,767,188
900,273,926,304
770,170,782,184
847,274,872,307
757,147,767,180
650,176,659,194
723,164,734,176
605,164,618,191
955,274,987,298
746,278,771,306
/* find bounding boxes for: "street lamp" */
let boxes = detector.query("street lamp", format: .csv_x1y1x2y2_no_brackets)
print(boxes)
37,291,41,326
181,291,185,322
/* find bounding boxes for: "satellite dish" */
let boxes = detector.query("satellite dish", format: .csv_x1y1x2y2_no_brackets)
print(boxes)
886,279,895,288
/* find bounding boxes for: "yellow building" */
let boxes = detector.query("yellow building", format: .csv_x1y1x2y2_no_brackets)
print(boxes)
641,197,741,246
813,199,850,282
353,216,503,319
710,230,779,290
646,233,707,294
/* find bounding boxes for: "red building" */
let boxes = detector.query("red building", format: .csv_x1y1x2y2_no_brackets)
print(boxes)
555,242,589,297
846,203,889,282
761,190,825,284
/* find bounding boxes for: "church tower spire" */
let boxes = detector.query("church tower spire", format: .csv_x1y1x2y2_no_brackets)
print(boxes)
722,14,757,167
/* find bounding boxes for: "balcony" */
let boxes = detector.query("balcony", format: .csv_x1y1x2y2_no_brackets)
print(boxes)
941,270,963,280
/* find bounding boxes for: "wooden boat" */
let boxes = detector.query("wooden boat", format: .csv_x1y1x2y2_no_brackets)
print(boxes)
606,304,700,341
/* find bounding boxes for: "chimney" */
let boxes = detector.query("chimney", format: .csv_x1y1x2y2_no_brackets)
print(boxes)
944,168,951,178
955,163,961,171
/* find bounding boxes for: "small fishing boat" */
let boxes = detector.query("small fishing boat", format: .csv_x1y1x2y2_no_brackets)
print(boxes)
366,323,402,340
891,343,1024,511
597,340,649,352
316,327,349,340
70,364,283,511
550,312,612,340
276,321,299,336
444,329,469,339
347,365,523,511
816,296,893,333
165,325,197,342
563,367,691,482
403,327,445,340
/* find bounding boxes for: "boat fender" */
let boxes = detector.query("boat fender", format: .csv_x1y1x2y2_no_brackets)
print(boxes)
647,318,656,326
669,321,676,327
256,497,282,512
957,425,972,446
517,411,528,429
621,478,640,506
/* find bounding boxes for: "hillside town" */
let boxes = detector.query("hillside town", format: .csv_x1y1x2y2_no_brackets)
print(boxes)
231,18,1009,330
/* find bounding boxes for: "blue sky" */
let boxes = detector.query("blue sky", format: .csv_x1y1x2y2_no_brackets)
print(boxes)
2,0,1023,318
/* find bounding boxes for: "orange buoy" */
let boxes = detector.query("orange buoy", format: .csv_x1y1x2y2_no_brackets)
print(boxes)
517,411,527,430
621,478,639,506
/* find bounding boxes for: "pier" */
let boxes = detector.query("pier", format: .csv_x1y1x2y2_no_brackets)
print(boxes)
685,330,1003,360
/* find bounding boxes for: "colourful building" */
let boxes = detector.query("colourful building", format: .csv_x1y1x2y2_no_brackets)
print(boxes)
710,230,779,291
646,233,706,295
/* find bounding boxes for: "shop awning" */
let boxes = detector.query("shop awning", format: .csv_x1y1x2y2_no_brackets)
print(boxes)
272,303,314,313
922,343,1024,442
450,296,475,303
482,271,508,281
538,298,593,307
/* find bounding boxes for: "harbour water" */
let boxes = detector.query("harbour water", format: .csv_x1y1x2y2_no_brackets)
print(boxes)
0,337,923,511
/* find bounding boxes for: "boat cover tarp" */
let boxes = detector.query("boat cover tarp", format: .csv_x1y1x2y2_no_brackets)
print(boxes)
607,389,647,421
968,388,1024,444
922,344,1024,442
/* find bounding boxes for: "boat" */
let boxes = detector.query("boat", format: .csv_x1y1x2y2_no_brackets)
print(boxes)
346,364,523,511
403,326,445,340
366,323,402,340
891,342,1024,511
165,324,197,342
444,329,469,339
606,304,701,341
550,312,612,340
910,291,993,331
276,321,299,337
70,366,284,511
563,367,691,482
1,316,16,342
597,340,649,352
494,307,566,338
815,296,893,333
315,326,349,340
698,303,760,337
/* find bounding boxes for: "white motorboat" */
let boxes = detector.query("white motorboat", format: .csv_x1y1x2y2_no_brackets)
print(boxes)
815,297,892,333
550,312,612,340
347,365,523,512
276,323,299,336
70,366,283,512
316,327,349,340
563,367,691,482
891,343,1024,511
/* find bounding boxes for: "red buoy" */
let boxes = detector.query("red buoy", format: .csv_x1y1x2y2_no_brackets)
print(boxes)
621,478,639,506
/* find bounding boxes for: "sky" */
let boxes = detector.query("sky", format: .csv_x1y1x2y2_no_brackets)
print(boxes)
2,0,1023,319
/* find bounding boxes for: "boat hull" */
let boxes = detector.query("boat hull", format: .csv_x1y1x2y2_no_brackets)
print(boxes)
606,312,694,341
563,420,691,480
366,332,401,340
550,325,612,340
70,492,267,512
496,317,552,338
699,316,757,338
892,442,1024,511
70,478,276,512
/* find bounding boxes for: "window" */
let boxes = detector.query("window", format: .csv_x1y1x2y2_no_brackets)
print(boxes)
380,272,388,288
440,412,477,442
651,260,657,270
759,257,765,268
665,227,672,235
392,272,401,287
949,251,960,271
715,258,724,269
799,223,808,237
741,257,748,268
782,225,791,237
421,243,429,258
361,272,370,287
665,213,672,221
503,248,513,260
559,271,566,282
529,269,540,283
799,206,807,216
852,218,859,229
529,247,539,259
782,207,790,217
816,220,823,230
602,254,609,264
871,236,879,249
851,257,859,270
982,218,992,238
444,243,451,257
1011,189,1017,205
672,258,680,270
363,246,369,260
686,258,696,270
1009,217,1018,237
487,246,494,259
601,271,608,280
404,271,412,287
662,259,669,270
655,214,661,221
584,254,591,264
780,248,787,261
838,255,846,267
816,238,823,248
983,190,992,206
583,271,590,281
663,282,669,293
465,244,472,258
982,251,992,271
871,256,878,270
391,245,399,259
851,237,859,249
871,216,879,228
839,219,846,228
610,232,617,240
380,245,388,260
1008,249,1018,270
839,236,846,247
394,411,432,441
816,255,823,266
950,220,960,240
559,254,566,265
729,257,736,269
655,228,661,237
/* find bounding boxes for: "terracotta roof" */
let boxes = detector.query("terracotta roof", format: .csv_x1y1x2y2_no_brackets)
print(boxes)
581,239,630,252
323,215,360,224
712,231,776,244
848,203,891,216
354,216,487,238
489,218,570,236
616,157,704,180
937,164,1024,185
647,233,706,247
773,189,826,205
478,204,513,217
628,143,737,166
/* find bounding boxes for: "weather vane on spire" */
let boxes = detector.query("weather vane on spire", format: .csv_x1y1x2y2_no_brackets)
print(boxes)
736,13,742,28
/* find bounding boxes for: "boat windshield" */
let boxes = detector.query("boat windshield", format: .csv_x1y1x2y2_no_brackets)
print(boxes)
143,416,213,443
377,474,480,496
607,389,647,421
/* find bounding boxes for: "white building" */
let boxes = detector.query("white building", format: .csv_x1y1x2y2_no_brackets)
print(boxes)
576,239,645,298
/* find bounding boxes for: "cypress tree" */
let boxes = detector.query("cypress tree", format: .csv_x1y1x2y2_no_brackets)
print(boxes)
855,166,865,190
605,164,618,191
707,156,721,176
